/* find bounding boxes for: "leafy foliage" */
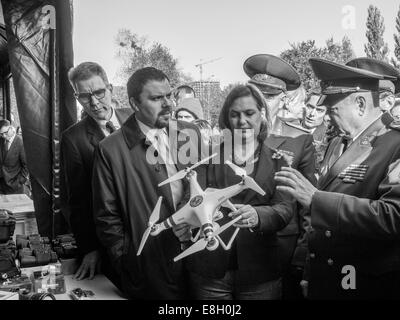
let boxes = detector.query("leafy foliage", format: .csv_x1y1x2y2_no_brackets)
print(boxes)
115,29,192,87
364,5,389,62
391,5,400,68
280,37,355,91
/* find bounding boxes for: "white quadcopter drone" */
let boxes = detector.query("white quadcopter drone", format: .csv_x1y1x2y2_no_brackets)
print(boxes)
137,153,266,262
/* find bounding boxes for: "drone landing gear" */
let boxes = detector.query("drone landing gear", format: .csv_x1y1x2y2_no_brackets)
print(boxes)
206,237,219,251
216,227,240,250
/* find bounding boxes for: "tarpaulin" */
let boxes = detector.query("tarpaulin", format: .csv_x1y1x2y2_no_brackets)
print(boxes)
1,0,76,237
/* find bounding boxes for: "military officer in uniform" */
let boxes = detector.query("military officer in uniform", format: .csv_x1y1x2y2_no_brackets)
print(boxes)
243,54,316,299
275,58,400,299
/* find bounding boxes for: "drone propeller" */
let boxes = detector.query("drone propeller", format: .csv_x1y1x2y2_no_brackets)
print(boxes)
243,176,266,196
225,160,265,196
173,238,208,262
225,160,247,177
173,214,243,262
158,153,218,187
137,197,163,256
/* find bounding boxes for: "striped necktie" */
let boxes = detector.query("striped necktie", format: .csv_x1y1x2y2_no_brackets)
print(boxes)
106,121,116,134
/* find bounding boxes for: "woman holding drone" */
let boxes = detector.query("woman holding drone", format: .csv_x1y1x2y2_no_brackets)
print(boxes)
185,83,296,300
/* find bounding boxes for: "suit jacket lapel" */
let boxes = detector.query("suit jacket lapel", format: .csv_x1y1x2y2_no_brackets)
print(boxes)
6,137,16,157
85,116,105,148
242,142,274,204
319,117,384,190
1,139,8,161
312,123,327,142
317,137,342,186
264,134,287,151
115,108,133,125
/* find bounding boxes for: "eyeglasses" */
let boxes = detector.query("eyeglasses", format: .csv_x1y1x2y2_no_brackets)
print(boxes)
0,127,10,136
74,88,108,104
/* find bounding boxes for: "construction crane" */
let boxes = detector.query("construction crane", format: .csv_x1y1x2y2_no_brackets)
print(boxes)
195,57,222,81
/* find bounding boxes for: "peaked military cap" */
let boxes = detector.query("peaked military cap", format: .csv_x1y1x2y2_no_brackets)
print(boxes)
345,57,400,94
309,58,396,105
243,54,301,94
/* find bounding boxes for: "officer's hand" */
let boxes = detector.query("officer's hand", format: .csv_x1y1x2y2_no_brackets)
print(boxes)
229,204,259,229
274,167,317,210
73,250,101,281
172,223,191,242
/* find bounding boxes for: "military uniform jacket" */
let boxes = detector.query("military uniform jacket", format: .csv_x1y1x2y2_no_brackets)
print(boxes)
308,114,400,299
266,120,316,267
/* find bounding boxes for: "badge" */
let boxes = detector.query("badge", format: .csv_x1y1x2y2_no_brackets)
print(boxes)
338,164,369,183
272,149,294,167
360,137,370,146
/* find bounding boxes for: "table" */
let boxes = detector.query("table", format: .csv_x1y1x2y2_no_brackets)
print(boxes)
21,266,126,300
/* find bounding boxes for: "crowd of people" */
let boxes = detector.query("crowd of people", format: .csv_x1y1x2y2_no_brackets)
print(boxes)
59,53,400,300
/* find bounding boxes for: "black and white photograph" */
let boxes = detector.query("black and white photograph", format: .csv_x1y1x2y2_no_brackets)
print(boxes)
0,0,400,307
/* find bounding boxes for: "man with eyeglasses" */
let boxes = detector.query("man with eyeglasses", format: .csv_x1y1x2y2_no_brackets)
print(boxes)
0,119,28,195
243,54,316,300
61,62,132,284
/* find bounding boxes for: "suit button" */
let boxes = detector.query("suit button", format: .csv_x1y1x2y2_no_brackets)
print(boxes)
327,258,334,266
310,253,315,259
325,230,332,238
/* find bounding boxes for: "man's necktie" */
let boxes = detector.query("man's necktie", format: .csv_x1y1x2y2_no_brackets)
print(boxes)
2,140,8,159
155,130,183,209
340,136,351,156
106,121,116,134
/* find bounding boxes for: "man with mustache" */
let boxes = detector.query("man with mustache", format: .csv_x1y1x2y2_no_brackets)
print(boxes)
92,67,203,299
61,62,132,283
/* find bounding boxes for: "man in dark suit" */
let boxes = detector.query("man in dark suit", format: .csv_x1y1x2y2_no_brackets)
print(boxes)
61,62,132,282
275,58,400,299
243,54,316,299
0,120,28,194
92,67,203,299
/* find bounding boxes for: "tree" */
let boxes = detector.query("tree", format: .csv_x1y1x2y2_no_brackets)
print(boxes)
115,29,192,87
325,36,355,63
392,5,400,68
280,37,355,91
364,5,389,62
280,40,322,91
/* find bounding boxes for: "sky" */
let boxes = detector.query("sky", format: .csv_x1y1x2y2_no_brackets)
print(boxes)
73,0,399,87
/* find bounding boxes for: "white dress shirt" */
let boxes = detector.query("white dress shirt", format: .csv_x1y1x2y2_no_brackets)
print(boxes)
136,118,183,209
96,108,121,137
